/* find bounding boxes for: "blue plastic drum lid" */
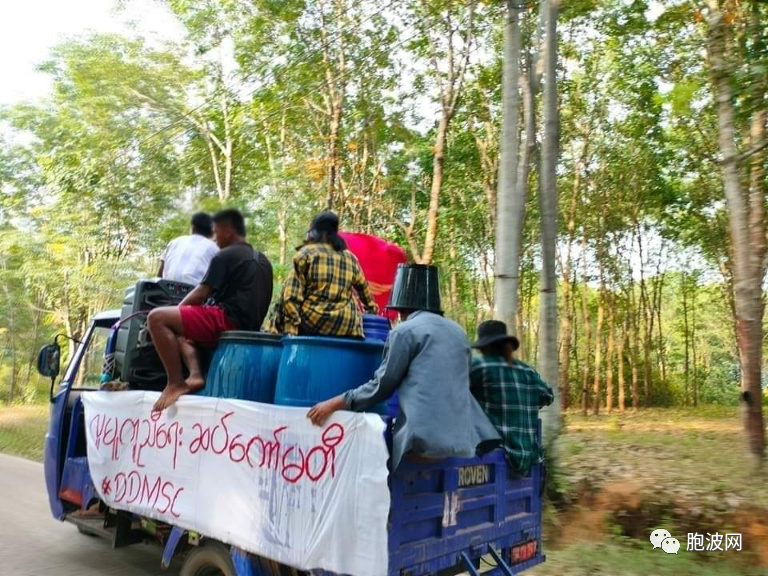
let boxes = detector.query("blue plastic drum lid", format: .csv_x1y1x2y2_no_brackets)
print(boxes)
362,314,390,328
199,332,283,403
274,336,389,414
362,314,391,342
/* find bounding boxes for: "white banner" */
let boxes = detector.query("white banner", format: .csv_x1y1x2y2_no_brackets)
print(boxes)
82,391,390,576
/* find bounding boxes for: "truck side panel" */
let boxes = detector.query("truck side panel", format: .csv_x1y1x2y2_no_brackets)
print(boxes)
230,422,545,576
387,449,544,576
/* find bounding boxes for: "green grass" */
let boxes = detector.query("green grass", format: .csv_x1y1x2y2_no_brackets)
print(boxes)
558,407,767,508
543,407,768,575
0,405,49,461
527,540,763,576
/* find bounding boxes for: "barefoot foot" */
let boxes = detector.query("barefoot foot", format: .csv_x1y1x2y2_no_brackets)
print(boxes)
184,373,206,393
153,383,190,412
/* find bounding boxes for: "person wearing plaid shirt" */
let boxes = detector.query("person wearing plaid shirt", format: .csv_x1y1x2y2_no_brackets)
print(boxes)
264,212,378,337
470,320,554,476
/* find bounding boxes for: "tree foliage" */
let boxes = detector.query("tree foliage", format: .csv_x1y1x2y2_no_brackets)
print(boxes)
0,0,766,466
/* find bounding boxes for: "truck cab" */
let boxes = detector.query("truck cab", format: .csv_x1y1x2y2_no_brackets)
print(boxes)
41,309,121,522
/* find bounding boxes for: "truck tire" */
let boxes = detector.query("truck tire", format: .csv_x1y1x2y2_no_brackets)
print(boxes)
180,542,236,576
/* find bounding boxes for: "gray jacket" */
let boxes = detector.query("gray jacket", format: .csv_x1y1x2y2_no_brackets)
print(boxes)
343,311,501,470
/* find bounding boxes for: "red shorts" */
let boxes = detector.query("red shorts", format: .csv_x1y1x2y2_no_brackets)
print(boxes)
179,305,236,348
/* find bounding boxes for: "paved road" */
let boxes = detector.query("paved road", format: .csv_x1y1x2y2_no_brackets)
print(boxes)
0,454,180,576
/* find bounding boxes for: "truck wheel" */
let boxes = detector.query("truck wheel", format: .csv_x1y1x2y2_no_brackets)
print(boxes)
180,542,236,576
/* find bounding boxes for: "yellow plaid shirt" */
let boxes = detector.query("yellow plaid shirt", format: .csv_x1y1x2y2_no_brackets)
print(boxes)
264,243,378,337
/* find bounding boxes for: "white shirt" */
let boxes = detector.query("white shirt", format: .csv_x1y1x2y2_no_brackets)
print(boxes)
161,234,219,285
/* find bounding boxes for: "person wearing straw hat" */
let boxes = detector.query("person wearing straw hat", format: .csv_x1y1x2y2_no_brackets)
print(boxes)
263,211,378,337
307,263,501,470
470,320,554,476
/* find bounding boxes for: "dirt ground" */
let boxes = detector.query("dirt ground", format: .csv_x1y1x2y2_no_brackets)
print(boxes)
527,408,768,575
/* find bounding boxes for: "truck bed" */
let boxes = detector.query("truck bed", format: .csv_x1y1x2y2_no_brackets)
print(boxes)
56,395,544,575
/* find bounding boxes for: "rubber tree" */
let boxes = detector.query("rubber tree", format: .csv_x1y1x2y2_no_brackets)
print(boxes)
704,0,766,466
495,0,560,446
538,0,561,446
495,0,541,341
494,0,524,334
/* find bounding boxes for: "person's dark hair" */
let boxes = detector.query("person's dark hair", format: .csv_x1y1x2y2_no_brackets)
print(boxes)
308,211,346,251
480,341,512,358
190,212,213,238
322,230,347,252
212,209,247,236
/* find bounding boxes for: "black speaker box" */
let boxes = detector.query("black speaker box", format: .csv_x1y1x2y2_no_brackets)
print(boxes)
113,279,194,391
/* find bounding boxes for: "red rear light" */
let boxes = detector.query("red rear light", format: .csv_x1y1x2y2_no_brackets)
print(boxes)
508,540,537,564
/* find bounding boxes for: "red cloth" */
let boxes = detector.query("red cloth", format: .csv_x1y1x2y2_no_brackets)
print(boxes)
339,232,408,321
179,305,236,348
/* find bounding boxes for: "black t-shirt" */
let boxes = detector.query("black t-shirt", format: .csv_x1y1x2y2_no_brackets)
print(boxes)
201,242,273,330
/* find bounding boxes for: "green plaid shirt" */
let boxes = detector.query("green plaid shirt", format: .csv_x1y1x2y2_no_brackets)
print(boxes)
470,355,554,475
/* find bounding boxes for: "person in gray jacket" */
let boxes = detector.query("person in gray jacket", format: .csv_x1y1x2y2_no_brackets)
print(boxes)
307,264,501,470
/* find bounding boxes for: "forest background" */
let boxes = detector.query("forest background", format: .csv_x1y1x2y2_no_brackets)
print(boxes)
1,0,767,421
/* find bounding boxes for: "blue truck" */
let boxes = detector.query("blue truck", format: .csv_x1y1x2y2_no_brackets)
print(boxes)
37,280,545,576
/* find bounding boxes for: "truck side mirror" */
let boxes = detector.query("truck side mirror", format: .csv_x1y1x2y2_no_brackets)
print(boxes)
37,342,61,379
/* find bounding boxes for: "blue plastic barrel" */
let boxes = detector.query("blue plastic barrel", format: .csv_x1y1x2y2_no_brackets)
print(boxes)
274,336,389,414
199,332,283,403
362,314,391,342
361,314,401,418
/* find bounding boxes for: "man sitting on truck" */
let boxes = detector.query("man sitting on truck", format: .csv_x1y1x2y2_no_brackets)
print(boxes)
157,212,219,285
469,320,554,476
148,209,274,412
264,211,378,338
307,263,500,470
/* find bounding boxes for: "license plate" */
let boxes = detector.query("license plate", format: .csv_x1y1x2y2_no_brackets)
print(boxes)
508,540,537,564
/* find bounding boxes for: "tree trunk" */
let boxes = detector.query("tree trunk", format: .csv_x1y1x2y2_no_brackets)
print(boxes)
421,114,449,265
23,301,45,392
538,0,561,445
220,86,233,201
580,242,591,417
0,255,17,401
326,100,343,210
558,118,593,413
206,138,225,201
495,1,522,330
629,287,640,412
278,209,288,266
592,280,604,416
706,1,766,463
263,114,288,266
606,292,615,413
558,269,573,412
513,65,538,338
320,0,347,210
618,315,627,413
654,268,667,386
636,227,653,407
419,0,476,265
474,95,498,244
691,278,699,408
448,193,460,317
682,273,691,406
523,265,536,361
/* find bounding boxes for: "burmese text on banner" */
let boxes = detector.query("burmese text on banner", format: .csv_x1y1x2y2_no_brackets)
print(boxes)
82,392,390,576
